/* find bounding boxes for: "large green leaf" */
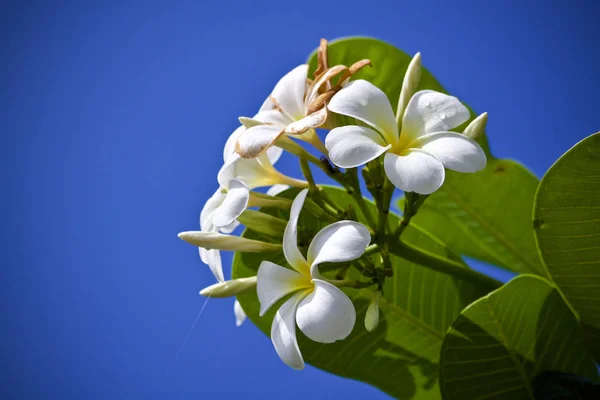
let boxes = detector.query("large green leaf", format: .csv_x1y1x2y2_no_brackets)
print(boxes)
306,37,491,154
308,37,544,276
533,132,600,358
233,186,491,399
440,275,598,400
410,160,546,276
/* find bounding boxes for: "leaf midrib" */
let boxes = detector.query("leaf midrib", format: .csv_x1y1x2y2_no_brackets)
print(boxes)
485,299,534,399
440,178,545,277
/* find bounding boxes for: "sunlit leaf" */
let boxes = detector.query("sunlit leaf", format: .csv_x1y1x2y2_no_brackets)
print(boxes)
409,159,546,276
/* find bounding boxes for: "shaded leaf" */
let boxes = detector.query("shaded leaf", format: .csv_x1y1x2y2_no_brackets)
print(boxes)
440,275,598,400
533,132,600,359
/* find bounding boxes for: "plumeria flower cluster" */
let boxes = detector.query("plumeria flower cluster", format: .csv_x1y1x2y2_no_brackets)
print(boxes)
179,39,488,368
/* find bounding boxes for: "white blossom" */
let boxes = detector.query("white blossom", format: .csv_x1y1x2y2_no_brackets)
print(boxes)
235,60,369,159
256,189,371,369
325,80,487,194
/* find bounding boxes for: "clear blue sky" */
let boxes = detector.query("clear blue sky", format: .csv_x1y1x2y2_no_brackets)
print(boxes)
2,1,599,399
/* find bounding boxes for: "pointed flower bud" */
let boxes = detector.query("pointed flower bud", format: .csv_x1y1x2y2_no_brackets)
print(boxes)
236,210,287,238
178,231,281,252
396,52,422,125
462,112,488,141
199,276,257,298
365,291,382,332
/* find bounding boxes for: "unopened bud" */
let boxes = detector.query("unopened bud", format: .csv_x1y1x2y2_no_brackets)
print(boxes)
178,231,282,252
365,291,382,332
200,276,257,298
236,210,287,238
462,112,488,141
396,52,422,124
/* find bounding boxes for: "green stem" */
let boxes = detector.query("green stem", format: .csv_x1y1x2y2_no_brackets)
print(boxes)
299,158,340,217
277,136,330,175
364,244,380,256
393,192,428,238
389,240,502,290
302,129,329,156
377,177,395,237
346,168,376,229
327,279,373,289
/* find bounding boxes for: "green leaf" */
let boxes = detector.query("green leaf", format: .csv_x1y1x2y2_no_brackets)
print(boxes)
533,132,600,359
409,160,547,276
440,275,598,400
233,186,491,400
306,36,491,154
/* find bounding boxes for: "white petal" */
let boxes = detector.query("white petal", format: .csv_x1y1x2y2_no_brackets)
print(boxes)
283,108,327,135
325,125,391,168
254,109,292,127
307,221,371,274
328,80,398,144
266,146,283,165
266,184,289,197
212,179,249,228
234,300,246,327
200,189,225,231
384,150,445,195
271,291,305,370
199,247,208,264
199,248,224,283
219,220,239,234
416,132,487,172
236,124,284,159
259,95,275,113
223,125,246,163
296,280,356,343
283,189,309,273
270,65,308,120
257,261,309,316
217,153,277,190
401,90,470,140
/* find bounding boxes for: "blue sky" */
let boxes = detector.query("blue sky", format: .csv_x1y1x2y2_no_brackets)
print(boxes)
2,1,599,399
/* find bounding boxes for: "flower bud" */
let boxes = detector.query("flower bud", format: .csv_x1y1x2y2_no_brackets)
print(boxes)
178,231,281,252
199,276,257,298
462,112,488,141
396,52,422,124
236,210,287,238
364,291,382,332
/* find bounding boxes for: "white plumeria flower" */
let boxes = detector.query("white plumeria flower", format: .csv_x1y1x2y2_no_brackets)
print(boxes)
235,65,324,158
256,189,371,370
325,80,487,194
235,61,365,159
197,184,244,283
196,124,301,282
